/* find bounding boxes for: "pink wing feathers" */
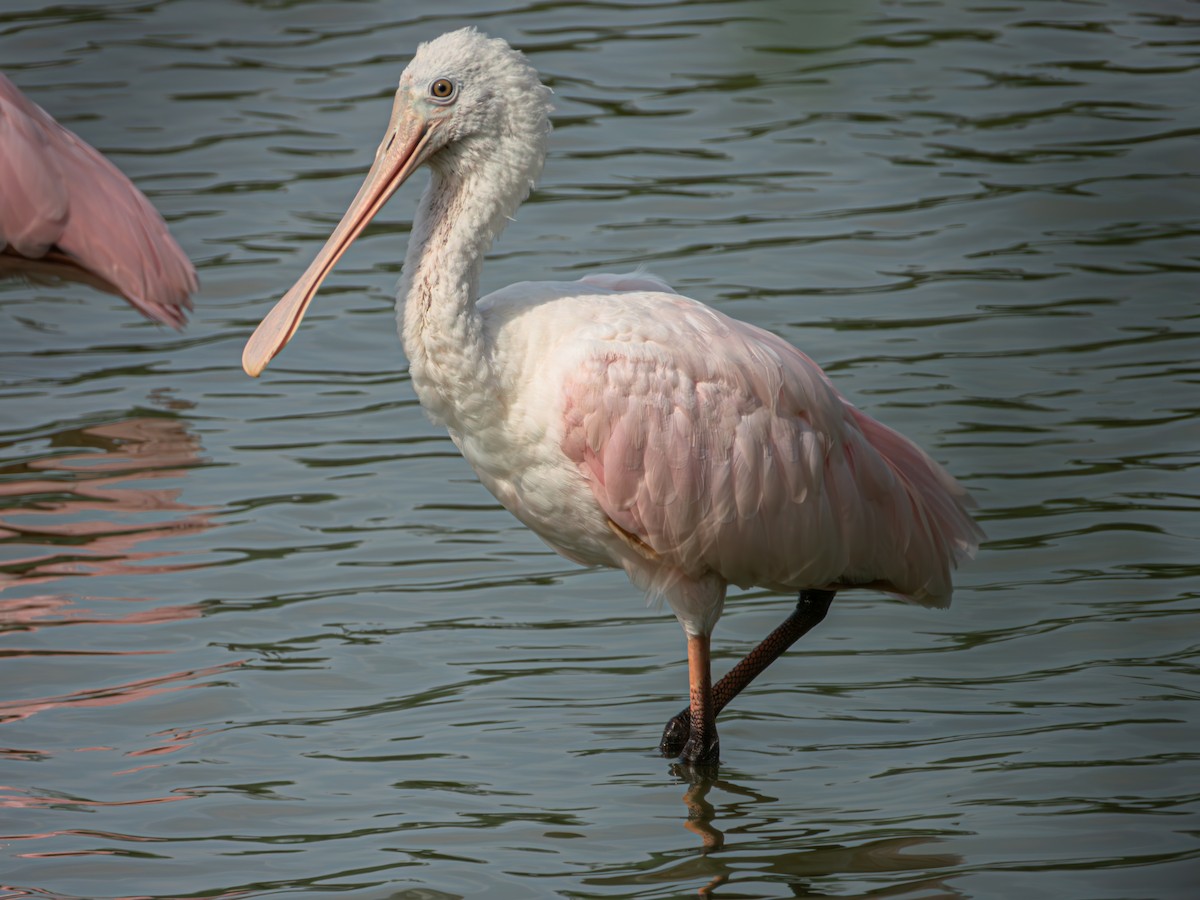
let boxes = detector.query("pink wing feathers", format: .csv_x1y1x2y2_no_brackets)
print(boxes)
0,74,197,327
561,296,983,608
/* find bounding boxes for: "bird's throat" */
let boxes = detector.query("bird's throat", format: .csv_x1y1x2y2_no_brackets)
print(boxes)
399,162,513,430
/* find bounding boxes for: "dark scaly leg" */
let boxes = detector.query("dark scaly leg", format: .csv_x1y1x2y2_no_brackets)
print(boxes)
660,589,836,759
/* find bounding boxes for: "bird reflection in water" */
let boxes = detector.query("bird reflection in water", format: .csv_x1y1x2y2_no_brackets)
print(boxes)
0,412,237,800
674,764,726,855
0,413,212,630
658,766,965,897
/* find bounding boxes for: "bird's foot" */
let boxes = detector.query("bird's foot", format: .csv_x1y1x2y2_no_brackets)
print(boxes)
680,726,720,768
658,707,692,758
659,708,720,767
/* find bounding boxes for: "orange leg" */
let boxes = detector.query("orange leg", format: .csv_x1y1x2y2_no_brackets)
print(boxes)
680,631,719,765
661,589,836,761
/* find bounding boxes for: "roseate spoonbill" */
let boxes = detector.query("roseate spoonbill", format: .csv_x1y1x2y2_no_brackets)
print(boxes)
243,29,983,766
0,73,196,327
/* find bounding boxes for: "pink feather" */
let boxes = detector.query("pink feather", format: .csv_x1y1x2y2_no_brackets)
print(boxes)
561,295,983,611
0,73,197,327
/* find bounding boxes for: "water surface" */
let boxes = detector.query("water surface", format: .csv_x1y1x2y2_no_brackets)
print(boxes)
1,1,1197,897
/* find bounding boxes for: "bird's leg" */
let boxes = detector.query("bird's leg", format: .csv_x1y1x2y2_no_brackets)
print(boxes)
660,589,837,759
679,631,720,766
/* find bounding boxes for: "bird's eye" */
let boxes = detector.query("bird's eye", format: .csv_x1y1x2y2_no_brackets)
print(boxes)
429,78,457,103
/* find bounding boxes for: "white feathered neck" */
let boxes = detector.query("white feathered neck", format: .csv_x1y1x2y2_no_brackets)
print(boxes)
396,28,553,428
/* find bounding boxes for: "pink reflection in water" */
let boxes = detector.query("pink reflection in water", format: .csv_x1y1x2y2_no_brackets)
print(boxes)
0,786,195,810
0,415,247,796
0,416,214,626
0,661,245,726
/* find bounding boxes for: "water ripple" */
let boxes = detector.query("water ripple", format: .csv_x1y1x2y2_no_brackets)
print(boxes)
1,1,1197,897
